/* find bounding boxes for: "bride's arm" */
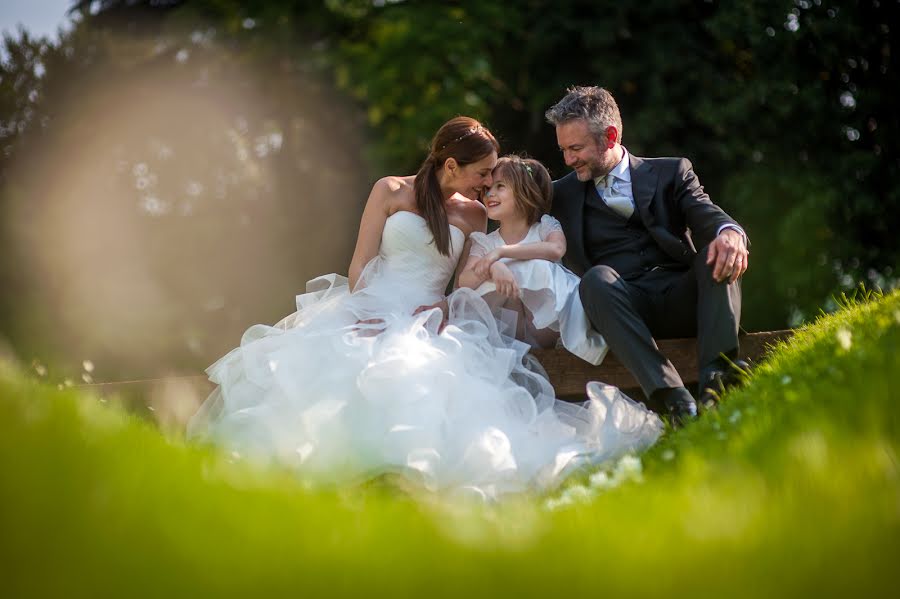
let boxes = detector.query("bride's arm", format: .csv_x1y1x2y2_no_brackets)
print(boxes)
454,205,489,289
348,178,393,290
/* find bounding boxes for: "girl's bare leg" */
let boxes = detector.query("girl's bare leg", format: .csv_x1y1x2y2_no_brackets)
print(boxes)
480,292,528,339
521,304,560,349
525,322,560,349
482,292,560,349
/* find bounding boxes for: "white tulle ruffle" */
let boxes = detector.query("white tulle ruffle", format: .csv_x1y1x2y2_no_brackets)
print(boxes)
190,281,661,499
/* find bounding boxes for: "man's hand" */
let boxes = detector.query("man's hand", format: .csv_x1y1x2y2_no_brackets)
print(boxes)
706,228,749,283
490,262,520,298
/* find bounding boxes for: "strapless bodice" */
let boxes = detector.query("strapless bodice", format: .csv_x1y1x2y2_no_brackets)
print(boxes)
373,211,465,302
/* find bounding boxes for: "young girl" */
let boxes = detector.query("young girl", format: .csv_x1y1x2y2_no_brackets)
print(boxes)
458,156,607,365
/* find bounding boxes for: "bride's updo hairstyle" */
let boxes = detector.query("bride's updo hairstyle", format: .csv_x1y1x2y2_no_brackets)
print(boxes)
415,116,499,256
492,156,553,226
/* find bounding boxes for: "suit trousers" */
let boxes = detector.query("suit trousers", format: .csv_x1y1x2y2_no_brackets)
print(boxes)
578,247,741,398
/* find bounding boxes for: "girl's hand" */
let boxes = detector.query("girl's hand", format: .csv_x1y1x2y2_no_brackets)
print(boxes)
490,262,519,298
473,249,502,279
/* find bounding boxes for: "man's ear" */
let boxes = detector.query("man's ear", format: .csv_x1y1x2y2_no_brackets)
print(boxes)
605,126,619,149
443,157,459,174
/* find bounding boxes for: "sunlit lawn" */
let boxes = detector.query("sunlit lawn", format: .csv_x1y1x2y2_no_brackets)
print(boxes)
1,291,898,597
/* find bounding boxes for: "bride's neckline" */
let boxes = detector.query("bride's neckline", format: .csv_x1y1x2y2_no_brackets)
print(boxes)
388,210,465,236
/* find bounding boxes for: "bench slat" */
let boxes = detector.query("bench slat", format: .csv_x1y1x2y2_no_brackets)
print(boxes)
532,330,793,397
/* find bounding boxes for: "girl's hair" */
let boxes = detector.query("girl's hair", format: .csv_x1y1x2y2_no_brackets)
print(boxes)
491,156,552,225
414,116,499,256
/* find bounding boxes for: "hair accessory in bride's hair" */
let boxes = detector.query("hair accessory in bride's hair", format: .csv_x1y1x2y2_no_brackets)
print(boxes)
440,126,481,150
524,163,534,179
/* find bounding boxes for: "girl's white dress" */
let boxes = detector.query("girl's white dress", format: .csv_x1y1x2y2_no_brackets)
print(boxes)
470,215,608,365
189,211,661,500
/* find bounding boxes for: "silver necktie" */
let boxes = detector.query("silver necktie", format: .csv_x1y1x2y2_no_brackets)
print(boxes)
597,175,634,219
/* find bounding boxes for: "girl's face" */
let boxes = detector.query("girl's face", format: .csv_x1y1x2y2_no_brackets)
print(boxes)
484,174,522,223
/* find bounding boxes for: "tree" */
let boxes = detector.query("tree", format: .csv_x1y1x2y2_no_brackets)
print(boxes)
0,1,369,377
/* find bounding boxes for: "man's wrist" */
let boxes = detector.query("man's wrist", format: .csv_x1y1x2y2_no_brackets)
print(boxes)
717,224,748,245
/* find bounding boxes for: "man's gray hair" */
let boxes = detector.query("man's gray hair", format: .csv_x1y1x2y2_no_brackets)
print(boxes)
545,86,623,144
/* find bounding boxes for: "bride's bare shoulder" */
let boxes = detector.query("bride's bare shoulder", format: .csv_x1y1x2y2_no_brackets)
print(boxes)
449,193,487,235
372,175,416,211
375,175,415,192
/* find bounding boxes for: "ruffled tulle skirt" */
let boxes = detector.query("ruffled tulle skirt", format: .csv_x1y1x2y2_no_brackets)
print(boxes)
189,260,662,500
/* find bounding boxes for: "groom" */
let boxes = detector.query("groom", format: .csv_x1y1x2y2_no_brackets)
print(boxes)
545,86,749,422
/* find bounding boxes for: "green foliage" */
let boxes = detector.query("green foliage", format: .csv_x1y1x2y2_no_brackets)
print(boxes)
726,167,840,328
0,30,53,169
2,290,899,597
334,2,505,171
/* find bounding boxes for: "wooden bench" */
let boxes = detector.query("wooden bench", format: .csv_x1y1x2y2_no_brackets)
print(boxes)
534,330,793,406
81,331,792,416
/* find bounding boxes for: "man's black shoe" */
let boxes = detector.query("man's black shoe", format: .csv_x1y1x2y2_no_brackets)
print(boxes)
698,358,750,411
652,386,698,428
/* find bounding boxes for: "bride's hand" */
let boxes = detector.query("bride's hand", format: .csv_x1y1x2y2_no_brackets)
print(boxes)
490,262,519,298
413,298,450,331
354,317,386,337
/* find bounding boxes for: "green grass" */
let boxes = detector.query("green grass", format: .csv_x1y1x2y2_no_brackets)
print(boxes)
2,290,899,598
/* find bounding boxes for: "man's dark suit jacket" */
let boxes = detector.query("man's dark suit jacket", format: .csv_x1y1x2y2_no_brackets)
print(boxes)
550,154,739,277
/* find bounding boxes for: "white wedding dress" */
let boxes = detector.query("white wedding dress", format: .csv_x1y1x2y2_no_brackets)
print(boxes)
189,210,663,499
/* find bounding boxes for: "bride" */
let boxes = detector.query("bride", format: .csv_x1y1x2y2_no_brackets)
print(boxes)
188,116,663,499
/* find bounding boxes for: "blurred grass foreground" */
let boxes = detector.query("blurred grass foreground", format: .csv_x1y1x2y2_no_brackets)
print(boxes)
1,291,899,597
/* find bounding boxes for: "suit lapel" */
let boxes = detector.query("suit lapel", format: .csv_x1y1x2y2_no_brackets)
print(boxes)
629,154,657,227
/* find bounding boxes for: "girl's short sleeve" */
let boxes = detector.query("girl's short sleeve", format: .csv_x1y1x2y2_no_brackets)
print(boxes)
468,232,492,258
538,214,563,240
